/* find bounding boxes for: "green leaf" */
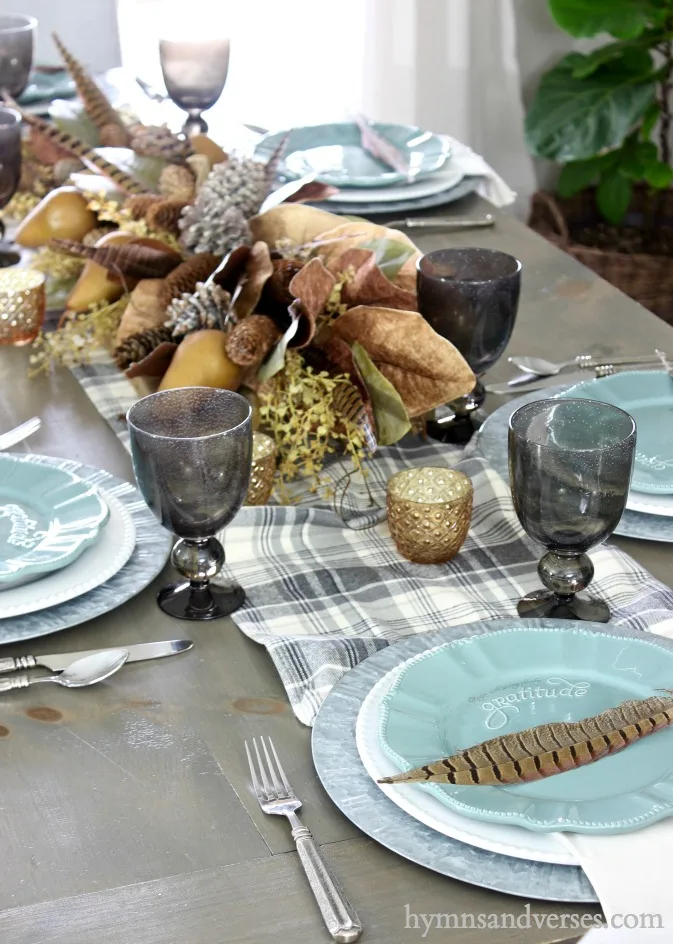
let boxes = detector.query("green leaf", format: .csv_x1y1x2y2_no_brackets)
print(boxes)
351,342,411,446
615,137,658,178
644,160,673,188
557,158,601,196
641,101,661,139
94,148,167,192
597,171,633,223
48,99,100,146
549,0,658,39
357,238,416,281
525,53,656,161
571,44,654,79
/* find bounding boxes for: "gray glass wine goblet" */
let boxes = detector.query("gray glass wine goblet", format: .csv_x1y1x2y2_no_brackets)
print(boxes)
508,397,636,622
0,106,22,267
0,15,36,98
158,36,231,136
417,248,521,442
127,386,252,621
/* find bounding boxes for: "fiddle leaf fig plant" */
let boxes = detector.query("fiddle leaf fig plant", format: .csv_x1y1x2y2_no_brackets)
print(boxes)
525,0,673,224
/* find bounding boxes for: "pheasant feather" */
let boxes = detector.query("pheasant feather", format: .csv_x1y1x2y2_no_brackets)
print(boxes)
379,692,673,786
51,239,182,281
52,33,129,144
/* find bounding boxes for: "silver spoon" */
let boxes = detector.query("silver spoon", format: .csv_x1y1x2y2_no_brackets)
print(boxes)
0,649,129,693
509,354,662,378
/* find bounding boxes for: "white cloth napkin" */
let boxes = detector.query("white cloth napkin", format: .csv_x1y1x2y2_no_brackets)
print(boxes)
558,825,673,938
441,134,516,208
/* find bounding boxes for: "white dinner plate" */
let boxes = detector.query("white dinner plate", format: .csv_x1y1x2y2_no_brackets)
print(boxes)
626,490,673,517
325,162,464,204
0,489,135,619
356,658,575,866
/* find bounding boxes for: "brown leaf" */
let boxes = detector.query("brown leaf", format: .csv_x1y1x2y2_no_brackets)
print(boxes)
285,181,340,204
210,245,252,293
330,306,475,417
330,248,417,311
125,341,177,379
51,238,182,280
320,335,377,448
249,203,343,249
230,241,274,322
115,280,168,345
312,221,421,289
287,257,336,347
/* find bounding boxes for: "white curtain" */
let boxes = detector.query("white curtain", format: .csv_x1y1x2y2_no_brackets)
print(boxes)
116,0,535,207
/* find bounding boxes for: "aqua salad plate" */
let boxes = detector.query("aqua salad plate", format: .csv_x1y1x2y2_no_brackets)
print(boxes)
555,370,673,495
254,122,451,187
378,624,673,834
18,70,75,105
0,455,109,589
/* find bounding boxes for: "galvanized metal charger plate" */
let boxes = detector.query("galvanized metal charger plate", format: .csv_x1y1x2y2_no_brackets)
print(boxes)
0,455,172,644
475,385,673,543
310,175,481,216
313,618,608,903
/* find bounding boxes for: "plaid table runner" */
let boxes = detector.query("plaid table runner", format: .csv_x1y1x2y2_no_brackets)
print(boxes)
69,358,673,727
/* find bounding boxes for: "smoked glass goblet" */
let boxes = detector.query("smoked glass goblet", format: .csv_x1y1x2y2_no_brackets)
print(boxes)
127,387,252,621
0,106,22,267
417,248,521,441
508,398,636,622
159,36,231,135
0,15,36,98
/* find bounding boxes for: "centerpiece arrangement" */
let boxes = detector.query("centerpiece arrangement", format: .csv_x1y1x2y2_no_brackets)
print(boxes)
2,37,474,495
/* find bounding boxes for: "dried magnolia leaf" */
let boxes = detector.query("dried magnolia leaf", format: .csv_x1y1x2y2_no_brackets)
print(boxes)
314,221,421,291
249,203,343,249
230,241,274,322
287,257,336,347
330,248,417,311
321,336,377,450
210,245,252,294
258,174,340,213
125,341,177,379
116,279,169,345
331,306,475,417
351,341,411,445
51,238,182,281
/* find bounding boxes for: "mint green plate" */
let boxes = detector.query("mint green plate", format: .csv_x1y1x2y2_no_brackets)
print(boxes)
18,70,75,105
378,624,673,834
556,370,673,495
255,122,450,188
0,455,108,589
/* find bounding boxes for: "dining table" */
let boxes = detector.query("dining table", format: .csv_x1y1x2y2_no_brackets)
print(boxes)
1,189,672,944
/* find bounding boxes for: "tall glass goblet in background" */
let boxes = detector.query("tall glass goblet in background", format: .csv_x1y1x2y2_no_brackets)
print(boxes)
508,397,636,622
0,107,22,268
127,387,252,621
159,34,231,136
0,15,36,98
417,248,521,442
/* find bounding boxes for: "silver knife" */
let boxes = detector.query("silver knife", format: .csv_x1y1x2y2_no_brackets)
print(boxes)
385,215,495,230
485,372,589,395
0,639,193,674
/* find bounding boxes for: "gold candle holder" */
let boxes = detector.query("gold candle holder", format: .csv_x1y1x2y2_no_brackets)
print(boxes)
0,270,46,346
244,432,277,505
387,467,473,564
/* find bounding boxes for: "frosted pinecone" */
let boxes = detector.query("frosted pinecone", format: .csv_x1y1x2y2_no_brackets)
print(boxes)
164,281,231,339
179,155,269,254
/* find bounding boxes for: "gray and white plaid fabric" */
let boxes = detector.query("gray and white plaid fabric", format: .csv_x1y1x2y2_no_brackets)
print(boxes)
69,357,673,727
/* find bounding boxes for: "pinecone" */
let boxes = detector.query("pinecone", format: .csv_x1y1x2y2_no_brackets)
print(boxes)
113,325,173,370
129,124,193,163
225,315,281,368
159,164,196,201
179,155,269,255
146,198,191,237
123,194,162,221
99,123,131,147
165,281,231,338
159,253,221,307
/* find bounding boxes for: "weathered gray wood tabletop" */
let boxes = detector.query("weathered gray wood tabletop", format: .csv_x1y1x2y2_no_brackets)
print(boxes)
1,195,672,944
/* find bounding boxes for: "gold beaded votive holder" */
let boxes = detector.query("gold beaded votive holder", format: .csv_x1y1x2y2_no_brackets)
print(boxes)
0,270,46,346
244,432,277,506
387,466,473,564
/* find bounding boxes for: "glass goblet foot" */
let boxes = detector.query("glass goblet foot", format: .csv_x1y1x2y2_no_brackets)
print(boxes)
516,550,609,622
158,536,245,621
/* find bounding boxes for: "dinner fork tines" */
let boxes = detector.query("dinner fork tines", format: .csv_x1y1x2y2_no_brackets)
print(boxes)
245,736,362,943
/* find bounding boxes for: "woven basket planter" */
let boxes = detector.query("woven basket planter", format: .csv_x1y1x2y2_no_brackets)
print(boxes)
528,189,673,326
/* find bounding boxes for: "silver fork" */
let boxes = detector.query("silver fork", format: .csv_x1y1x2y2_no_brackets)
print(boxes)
245,736,362,943
0,417,41,451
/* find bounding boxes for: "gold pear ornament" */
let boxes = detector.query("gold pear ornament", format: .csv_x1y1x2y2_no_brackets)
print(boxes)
15,187,97,247
158,330,243,391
